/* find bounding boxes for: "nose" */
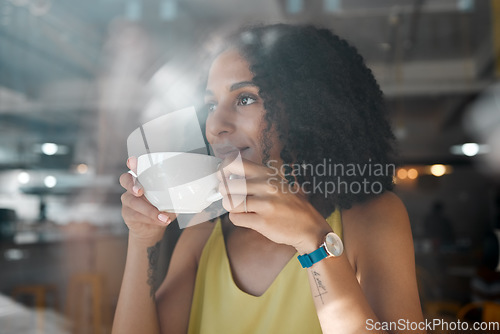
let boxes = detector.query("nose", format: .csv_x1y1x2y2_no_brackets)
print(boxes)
205,102,236,138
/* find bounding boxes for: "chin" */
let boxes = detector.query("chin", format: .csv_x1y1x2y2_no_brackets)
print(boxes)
233,149,264,166
235,148,256,163
241,148,266,165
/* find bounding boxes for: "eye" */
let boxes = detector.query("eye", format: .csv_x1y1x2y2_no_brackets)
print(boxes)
205,102,216,113
237,94,257,106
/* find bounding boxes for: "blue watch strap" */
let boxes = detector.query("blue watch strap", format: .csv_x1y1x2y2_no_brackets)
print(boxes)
298,246,328,268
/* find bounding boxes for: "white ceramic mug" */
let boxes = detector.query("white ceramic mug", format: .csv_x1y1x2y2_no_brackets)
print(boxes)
137,152,223,213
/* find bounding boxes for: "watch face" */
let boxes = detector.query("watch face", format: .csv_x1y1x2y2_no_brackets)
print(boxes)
325,232,343,257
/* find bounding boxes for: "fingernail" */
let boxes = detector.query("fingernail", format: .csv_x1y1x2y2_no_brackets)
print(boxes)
133,185,140,194
158,214,170,224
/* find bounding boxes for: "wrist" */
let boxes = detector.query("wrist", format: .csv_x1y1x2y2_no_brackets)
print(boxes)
296,223,333,255
128,231,165,248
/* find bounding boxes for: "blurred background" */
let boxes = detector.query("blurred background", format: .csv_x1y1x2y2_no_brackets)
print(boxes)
1,0,500,333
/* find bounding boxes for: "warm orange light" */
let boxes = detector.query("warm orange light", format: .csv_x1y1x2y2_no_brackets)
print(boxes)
77,163,88,174
397,168,408,179
407,168,418,180
430,164,446,177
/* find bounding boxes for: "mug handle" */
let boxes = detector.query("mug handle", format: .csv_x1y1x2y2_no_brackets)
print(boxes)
206,190,223,203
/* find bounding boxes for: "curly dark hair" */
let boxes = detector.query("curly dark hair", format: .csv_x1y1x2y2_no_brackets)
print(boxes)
201,24,396,216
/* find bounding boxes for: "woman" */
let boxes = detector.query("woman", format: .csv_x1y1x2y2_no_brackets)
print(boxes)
114,24,424,333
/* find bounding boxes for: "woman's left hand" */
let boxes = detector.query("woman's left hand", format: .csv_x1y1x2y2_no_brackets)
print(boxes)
217,156,333,253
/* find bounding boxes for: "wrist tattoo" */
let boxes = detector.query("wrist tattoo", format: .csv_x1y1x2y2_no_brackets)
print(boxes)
147,240,162,299
312,270,327,304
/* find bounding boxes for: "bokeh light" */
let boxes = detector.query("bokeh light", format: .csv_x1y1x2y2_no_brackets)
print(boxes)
461,143,480,157
17,171,30,184
41,143,58,155
407,168,418,180
430,164,446,177
44,175,57,188
76,163,88,174
397,168,408,179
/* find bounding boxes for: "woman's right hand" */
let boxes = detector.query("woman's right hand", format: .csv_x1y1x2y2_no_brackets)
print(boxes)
119,157,176,243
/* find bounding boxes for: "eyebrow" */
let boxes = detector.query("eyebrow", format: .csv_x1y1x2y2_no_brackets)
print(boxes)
205,81,256,96
230,81,256,91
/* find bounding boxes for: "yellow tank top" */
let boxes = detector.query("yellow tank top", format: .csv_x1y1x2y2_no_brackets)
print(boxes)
187,210,343,334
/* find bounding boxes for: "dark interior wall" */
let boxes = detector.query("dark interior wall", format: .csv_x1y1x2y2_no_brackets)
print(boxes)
396,165,497,247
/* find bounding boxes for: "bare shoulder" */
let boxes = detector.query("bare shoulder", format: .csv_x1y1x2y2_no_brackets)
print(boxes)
342,192,412,268
343,191,409,236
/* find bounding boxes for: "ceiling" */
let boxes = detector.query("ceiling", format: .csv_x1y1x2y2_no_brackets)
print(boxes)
0,0,498,194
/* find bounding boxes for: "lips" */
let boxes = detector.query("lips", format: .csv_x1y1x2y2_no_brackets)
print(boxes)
214,146,249,159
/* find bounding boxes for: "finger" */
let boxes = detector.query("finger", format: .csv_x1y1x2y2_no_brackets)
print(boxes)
119,172,134,191
119,172,143,196
219,178,247,198
219,177,286,198
132,177,143,196
161,211,177,222
121,191,165,223
217,178,258,196
221,189,278,213
122,205,167,226
227,195,277,214
127,156,138,175
221,193,248,212
228,212,262,229
217,154,265,181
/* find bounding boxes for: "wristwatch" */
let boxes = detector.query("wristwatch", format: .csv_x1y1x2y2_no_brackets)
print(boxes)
298,232,343,268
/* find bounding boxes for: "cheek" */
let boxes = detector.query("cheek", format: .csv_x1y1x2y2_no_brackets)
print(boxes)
241,113,267,145
204,114,219,144
250,116,284,161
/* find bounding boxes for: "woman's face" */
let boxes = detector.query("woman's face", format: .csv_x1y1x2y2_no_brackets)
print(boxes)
204,49,282,165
